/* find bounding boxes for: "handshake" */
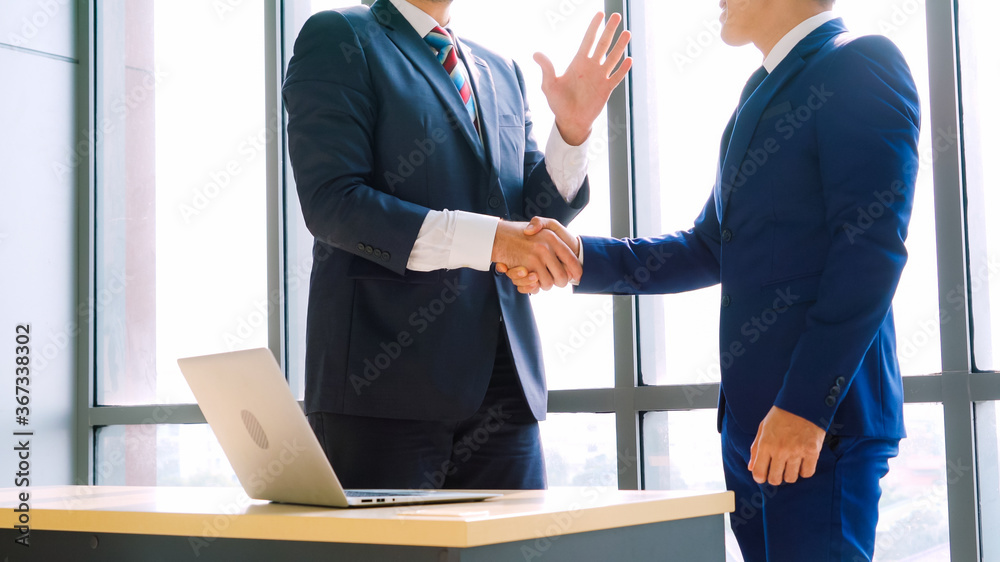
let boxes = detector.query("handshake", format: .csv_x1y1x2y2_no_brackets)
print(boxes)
491,217,580,295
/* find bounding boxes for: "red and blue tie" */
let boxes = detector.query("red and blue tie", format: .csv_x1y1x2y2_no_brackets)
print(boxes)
425,26,480,136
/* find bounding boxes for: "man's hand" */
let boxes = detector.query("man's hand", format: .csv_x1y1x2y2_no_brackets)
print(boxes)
748,406,827,486
496,218,580,294
492,219,581,292
535,12,632,146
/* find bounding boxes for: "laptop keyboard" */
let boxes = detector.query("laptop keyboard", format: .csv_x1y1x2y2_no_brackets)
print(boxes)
345,490,427,497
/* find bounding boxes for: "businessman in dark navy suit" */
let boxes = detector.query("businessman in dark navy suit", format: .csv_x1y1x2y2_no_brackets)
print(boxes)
282,0,630,491
500,0,920,559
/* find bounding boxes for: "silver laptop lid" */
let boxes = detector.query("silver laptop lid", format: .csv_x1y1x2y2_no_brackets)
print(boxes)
178,348,351,507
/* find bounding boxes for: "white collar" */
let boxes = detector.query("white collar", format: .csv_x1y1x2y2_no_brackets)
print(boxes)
389,0,448,38
763,11,837,72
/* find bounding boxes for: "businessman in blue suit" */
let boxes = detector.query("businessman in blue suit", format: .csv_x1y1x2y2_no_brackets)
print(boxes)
501,0,920,559
282,0,630,491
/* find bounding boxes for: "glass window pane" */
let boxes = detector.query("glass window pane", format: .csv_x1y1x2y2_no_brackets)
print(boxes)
95,1,268,405
876,403,949,560
643,410,742,561
959,3,1000,371
540,413,617,487
452,1,614,390
95,424,239,487
632,3,940,386
977,401,1000,560
644,404,949,562
282,2,364,400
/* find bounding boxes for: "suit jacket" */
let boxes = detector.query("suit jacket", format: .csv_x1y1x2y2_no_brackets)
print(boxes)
282,0,589,421
577,19,919,438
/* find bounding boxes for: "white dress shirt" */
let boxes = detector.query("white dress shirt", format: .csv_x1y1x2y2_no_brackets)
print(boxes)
387,0,590,272
763,11,837,72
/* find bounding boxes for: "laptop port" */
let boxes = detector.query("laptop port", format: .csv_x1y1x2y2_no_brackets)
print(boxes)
361,499,372,503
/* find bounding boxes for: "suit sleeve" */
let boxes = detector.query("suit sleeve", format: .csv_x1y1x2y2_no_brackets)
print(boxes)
574,193,723,295
282,11,429,276
772,37,921,430
512,62,591,226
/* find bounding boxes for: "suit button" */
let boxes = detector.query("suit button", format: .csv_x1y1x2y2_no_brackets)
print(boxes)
373,249,382,258
489,196,502,209
830,385,842,397
357,243,365,252
825,396,837,407
722,229,733,242
721,295,731,308
382,252,391,262
365,245,374,254
836,377,846,387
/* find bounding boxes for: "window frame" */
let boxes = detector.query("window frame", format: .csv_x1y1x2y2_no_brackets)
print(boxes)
76,1,1000,559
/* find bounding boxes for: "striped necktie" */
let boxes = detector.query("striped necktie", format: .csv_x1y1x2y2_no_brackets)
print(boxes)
424,26,480,135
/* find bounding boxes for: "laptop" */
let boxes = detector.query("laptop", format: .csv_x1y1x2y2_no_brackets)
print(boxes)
177,348,501,508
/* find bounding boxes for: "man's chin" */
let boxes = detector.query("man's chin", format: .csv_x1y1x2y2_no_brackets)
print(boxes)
719,27,749,48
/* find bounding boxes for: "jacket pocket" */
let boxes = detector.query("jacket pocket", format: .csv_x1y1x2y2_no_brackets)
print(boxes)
760,272,823,309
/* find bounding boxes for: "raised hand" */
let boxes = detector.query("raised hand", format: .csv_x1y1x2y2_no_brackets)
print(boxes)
492,219,582,292
535,12,632,146
496,217,581,294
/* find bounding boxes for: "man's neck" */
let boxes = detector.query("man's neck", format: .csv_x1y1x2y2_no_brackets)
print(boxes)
753,8,827,58
405,0,452,27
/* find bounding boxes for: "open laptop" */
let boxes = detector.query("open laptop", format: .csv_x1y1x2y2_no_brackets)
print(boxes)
177,348,501,508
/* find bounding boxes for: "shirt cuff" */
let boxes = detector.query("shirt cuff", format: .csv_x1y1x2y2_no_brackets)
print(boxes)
571,236,584,286
449,210,500,271
544,123,590,203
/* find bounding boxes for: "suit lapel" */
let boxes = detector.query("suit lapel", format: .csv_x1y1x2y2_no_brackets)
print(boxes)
460,41,501,182
371,0,488,169
717,18,847,221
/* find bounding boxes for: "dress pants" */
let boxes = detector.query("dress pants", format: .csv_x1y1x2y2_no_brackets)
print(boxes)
722,407,899,562
307,324,546,490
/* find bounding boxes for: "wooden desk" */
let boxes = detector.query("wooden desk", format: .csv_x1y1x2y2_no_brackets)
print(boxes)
1,486,734,561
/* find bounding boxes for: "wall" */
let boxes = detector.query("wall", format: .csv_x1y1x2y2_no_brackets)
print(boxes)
0,0,80,486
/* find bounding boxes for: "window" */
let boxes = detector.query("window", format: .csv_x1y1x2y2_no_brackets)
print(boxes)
79,3,996,560
875,403,950,560
95,0,268,406
438,0,617,391
95,424,238,487
977,401,1000,559
643,410,739,559
541,413,618,487
282,1,364,401
959,2,1000,372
